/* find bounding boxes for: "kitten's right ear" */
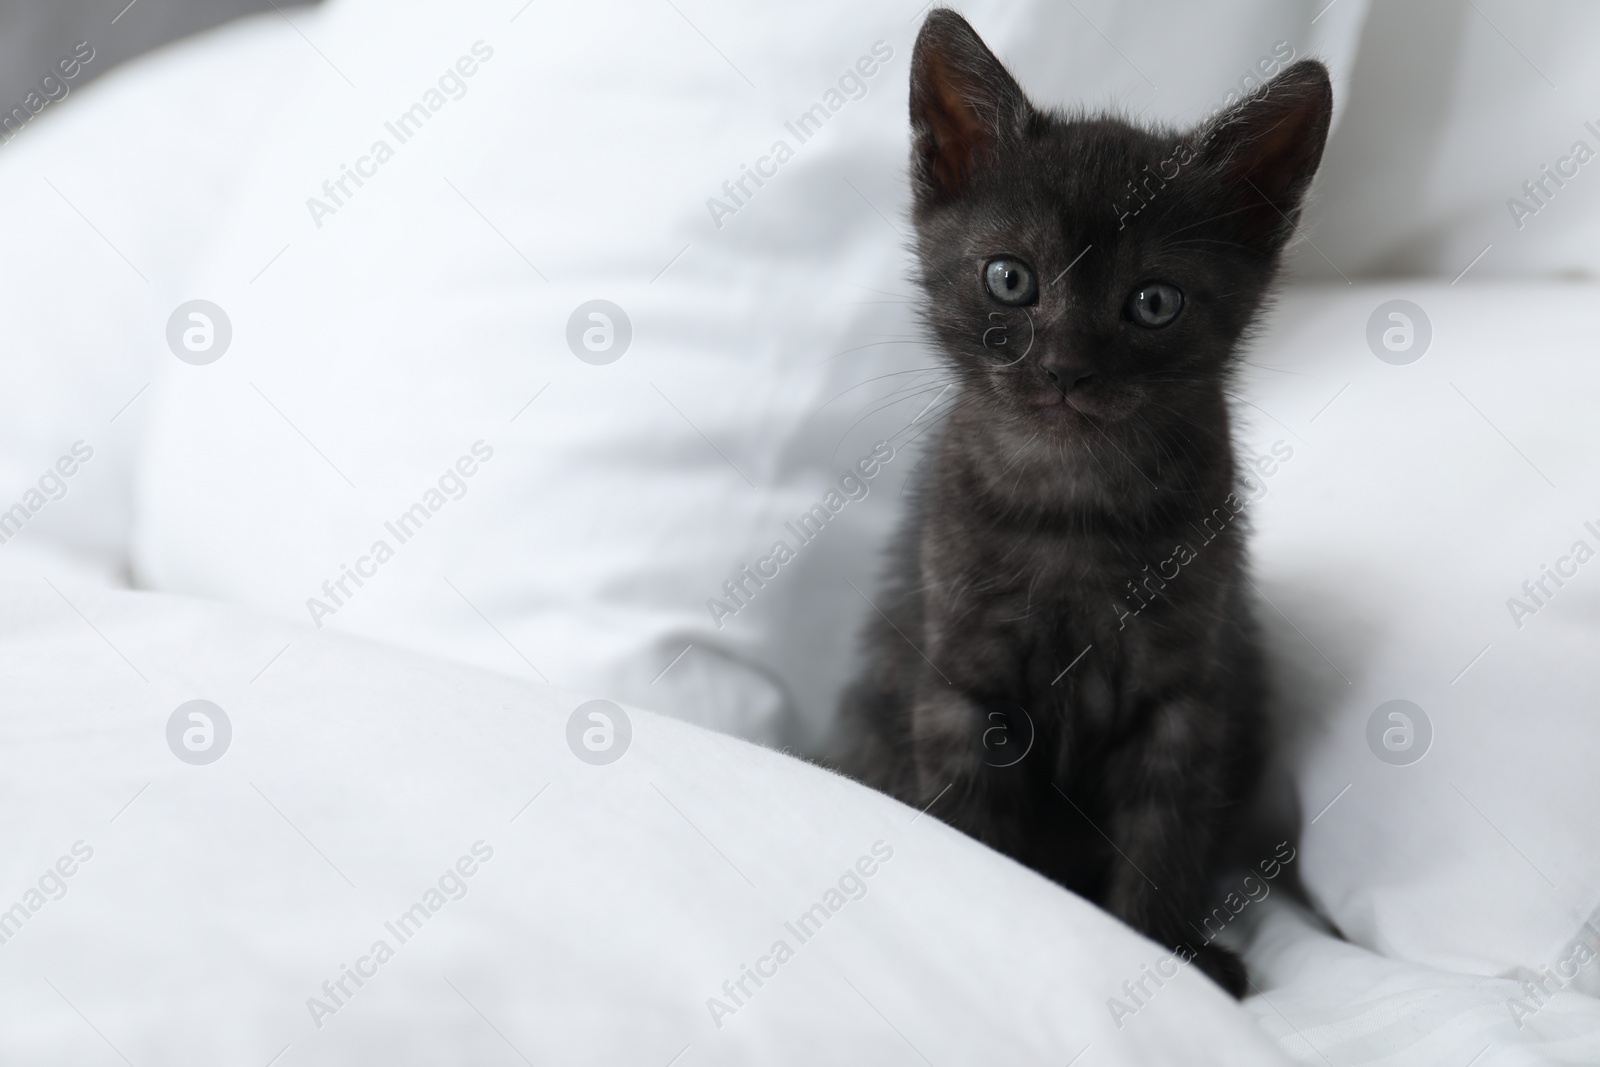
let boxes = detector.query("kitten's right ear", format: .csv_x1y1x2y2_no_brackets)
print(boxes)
910,9,1030,203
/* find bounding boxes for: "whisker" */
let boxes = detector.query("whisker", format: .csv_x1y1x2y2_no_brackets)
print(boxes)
817,338,929,364
830,381,969,464
814,366,952,415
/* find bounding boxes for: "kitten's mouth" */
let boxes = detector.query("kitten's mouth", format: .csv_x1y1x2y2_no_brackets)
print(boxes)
1035,389,1101,421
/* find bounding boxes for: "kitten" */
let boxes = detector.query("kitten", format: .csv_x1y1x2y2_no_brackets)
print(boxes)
832,10,1331,996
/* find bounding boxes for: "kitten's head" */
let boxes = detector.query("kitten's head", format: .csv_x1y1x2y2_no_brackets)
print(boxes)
909,10,1330,467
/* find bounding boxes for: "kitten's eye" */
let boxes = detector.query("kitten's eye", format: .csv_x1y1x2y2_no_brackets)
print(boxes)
984,257,1038,306
1126,282,1184,328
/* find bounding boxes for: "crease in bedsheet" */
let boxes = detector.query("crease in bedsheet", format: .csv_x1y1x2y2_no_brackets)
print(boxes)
1242,896,1600,1065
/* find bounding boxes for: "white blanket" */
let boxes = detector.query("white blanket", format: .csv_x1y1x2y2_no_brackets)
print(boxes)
0,581,1288,1065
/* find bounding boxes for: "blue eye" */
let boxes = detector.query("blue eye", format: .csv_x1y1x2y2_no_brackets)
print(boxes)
1126,283,1183,327
984,257,1038,306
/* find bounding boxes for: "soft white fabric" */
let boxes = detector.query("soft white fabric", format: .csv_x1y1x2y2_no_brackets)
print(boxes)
1297,0,1600,280
125,0,1369,753
0,11,316,578
0,582,1291,1066
1243,897,1600,1065
7,3,1600,1060
1238,281,1600,983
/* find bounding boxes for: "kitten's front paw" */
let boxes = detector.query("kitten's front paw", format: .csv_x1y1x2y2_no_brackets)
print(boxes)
1191,943,1250,998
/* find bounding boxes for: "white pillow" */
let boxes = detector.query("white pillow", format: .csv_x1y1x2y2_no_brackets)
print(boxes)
0,12,314,580
1238,281,1600,983
0,582,1290,1065
127,0,1370,752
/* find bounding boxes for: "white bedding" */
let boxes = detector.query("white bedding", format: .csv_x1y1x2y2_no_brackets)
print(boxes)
4,573,1599,1065
0,581,1291,1066
1248,899,1600,1066
1239,283,1600,990
3,2,1600,1064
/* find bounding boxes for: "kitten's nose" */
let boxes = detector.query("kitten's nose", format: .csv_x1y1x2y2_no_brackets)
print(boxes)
1043,362,1093,393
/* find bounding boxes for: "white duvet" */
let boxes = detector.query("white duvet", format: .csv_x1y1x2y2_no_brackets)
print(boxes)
0,580,1288,1066
3,554,1600,1066
4,1,1600,1064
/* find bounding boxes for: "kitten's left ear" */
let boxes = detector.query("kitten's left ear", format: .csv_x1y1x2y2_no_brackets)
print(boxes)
1200,59,1332,244
909,9,1032,204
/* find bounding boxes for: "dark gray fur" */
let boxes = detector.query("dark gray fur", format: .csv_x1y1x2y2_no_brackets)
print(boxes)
831,9,1332,996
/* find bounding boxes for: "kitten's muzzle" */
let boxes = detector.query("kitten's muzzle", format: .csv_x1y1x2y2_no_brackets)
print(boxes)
1041,358,1094,394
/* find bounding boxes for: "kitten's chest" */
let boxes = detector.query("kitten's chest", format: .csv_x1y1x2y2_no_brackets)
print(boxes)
922,520,1218,722
925,525,1127,637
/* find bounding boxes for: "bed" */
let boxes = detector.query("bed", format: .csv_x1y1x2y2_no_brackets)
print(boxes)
3,1,1599,1063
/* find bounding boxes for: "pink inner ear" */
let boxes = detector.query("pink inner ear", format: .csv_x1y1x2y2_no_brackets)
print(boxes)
916,55,992,197
1235,105,1322,205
